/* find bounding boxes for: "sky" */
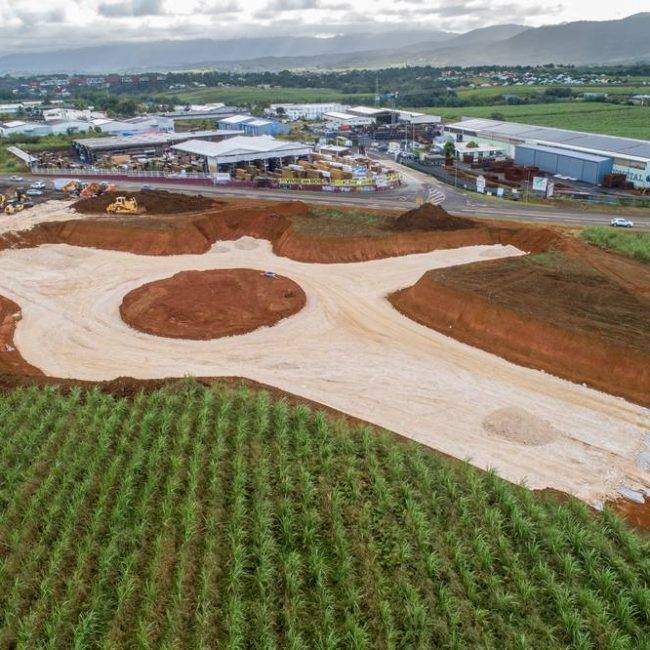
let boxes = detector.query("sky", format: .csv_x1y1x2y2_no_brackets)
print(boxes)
0,0,646,55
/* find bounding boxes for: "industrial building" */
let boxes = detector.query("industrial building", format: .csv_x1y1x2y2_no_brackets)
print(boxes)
445,117,650,188
171,135,312,173
74,130,240,163
218,114,290,136
323,111,374,128
266,103,348,120
515,144,613,185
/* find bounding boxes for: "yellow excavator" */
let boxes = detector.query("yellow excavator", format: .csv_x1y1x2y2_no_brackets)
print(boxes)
106,196,145,215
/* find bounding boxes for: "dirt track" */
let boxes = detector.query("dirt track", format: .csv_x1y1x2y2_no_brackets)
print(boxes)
0,236,647,506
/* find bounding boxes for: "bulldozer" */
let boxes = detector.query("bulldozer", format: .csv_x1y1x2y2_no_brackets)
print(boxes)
5,201,24,215
106,196,145,215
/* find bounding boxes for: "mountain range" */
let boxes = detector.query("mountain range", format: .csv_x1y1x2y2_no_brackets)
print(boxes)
0,13,648,75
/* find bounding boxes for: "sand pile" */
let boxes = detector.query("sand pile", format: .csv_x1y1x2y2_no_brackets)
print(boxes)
74,190,218,214
120,268,306,339
483,407,560,446
389,203,476,232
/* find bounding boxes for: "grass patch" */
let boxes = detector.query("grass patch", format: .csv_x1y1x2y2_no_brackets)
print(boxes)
409,103,650,139
295,207,389,237
158,85,373,106
582,226,650,263
0,380,647,647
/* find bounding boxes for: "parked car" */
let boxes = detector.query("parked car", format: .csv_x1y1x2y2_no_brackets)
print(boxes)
610,218,634,228
25,189,43,196
9,175,24,182
30,181,46,190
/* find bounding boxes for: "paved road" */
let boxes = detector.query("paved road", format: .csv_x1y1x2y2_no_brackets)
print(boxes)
3,169,649,230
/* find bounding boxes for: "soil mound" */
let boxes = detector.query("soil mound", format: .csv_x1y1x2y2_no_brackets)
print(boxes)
0,296,43,377
389,203,476,232
74,190,217,214
483,407,560,446
389,253,650,406
120,268,306,339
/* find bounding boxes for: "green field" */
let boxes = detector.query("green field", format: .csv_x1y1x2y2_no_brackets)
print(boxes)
409,103,650,139
582,226,650,263
456,84,650,101
0,381,647,647
160,85,374,106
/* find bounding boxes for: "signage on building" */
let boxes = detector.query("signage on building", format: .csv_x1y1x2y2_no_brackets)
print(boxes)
214,172,231,183
532,176,548,193
476,175,486,193
546,181,555,198
496,187,504,198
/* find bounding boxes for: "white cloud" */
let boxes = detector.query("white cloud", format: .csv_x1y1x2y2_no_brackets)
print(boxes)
0,0,645,55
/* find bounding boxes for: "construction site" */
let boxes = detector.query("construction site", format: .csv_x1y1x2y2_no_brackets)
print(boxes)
0,189,647,525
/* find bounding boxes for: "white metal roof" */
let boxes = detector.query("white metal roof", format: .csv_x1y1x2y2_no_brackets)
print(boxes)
2,120,28,128
348,106,389,116
219,114,255,125
172,135,312,164
323,111,364,120
247,119,273,126
446,118,650,162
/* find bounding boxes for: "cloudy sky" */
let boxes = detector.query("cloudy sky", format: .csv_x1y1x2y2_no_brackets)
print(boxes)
0,0,646,54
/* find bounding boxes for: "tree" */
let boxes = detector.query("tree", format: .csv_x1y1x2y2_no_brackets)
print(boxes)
443,140,456,160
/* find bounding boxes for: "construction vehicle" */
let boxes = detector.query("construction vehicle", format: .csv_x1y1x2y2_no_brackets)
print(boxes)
5,202,25,215
106,196,145,215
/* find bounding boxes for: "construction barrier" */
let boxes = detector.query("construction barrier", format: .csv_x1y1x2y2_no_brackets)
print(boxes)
31,167,402,193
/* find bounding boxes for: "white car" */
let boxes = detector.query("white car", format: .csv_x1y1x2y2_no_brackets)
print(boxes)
9,175,24,182
610,218,634,228
25,189,43,196
30,181,46,190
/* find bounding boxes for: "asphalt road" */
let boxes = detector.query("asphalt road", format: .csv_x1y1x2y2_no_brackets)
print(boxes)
3,168,649,230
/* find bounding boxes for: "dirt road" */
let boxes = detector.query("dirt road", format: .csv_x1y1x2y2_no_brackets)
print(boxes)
0,235,647,505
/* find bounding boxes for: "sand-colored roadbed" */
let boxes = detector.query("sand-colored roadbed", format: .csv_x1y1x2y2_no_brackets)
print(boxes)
0,236,647,506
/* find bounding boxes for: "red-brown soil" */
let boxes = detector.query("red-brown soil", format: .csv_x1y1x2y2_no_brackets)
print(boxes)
0,296,43,377
0,198,566,262
73,189,218,214
120,268,305,339
388,202,476,232
610,498,650,533
389,252,650,407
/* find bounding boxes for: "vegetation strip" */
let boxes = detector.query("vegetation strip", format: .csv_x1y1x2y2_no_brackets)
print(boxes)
0,381,647,646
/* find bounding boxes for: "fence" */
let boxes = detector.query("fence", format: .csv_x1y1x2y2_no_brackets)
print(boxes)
402,160,650,208
31,166,402,193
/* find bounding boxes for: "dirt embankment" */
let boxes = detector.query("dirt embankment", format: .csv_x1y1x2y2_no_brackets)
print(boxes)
120,268,305,340
73,189,218,214
390,253,650,407
0,297,43,378
0,199,564,263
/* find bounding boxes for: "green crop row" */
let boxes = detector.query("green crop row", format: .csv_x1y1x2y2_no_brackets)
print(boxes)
0,381,647,647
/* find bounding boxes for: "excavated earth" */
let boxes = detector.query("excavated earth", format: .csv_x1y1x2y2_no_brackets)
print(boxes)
120,268,305,340
390,251,650,407
73,189,218,214
0,194,647,529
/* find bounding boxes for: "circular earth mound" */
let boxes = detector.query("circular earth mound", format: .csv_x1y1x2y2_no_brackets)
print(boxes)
120,268,306,340
74,190,217,214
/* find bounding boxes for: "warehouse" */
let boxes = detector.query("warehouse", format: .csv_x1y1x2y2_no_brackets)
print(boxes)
171,135,312,173
74,130,240,163
218,114,290,136
266,103,348,120
323,111,374,128
347,106,397,125
515,144,613,185
445,117,650,188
